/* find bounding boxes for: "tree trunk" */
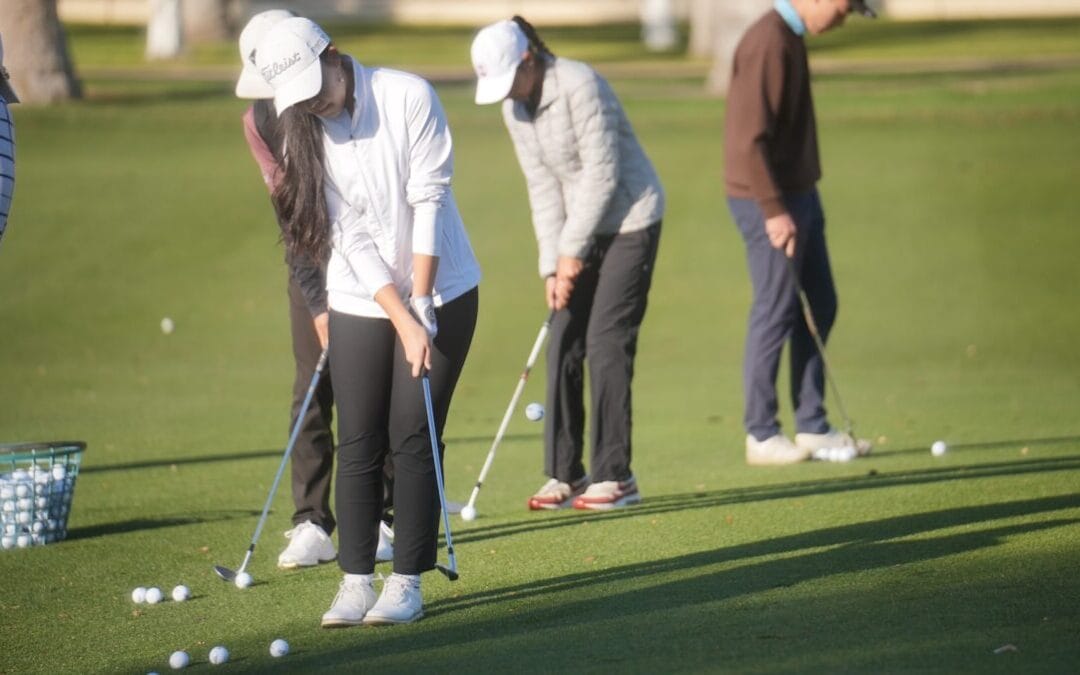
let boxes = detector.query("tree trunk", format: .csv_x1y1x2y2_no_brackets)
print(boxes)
704,0,773,96
0,0,81,104
182,0,234,45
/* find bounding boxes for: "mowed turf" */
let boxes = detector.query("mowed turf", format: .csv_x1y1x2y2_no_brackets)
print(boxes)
1,19,1079,674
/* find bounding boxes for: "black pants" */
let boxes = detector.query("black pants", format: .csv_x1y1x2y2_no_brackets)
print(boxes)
546,223,660,484
286,279,337,532
329,287,478,575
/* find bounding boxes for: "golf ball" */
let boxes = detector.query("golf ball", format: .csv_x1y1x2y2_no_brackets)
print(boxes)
208,646,229,665
160,317,175,334
270,638,289,658
931,440,947,456
145,587,164,604
234,572,253,589
169,650,190,669
171,585,191,602
131,586,147,603
460,505,477,521
525,402,544,422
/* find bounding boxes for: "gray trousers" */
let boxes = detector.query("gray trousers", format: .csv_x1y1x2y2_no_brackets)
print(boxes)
728,191,837,441
545,222,661,484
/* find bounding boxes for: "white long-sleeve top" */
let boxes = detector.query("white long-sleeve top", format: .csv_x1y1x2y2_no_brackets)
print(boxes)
322,60,481,318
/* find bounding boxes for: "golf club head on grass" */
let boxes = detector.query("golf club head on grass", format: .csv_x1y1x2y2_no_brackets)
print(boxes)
213,565,238,581
435,563,459,581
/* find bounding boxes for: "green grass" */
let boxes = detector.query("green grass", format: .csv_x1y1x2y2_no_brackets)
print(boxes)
2,19,1079,675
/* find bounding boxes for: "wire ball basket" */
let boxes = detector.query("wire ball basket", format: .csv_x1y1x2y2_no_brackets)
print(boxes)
0,441,85,550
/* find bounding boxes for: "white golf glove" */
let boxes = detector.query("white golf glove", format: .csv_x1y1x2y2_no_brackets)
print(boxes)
410,295,438,338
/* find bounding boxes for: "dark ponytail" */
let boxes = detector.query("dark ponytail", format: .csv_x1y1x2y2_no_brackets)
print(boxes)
511,16,555,59
272,95,330,263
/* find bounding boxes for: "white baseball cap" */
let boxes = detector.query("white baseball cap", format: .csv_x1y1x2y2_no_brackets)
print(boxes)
471,20,529,105
0,33,18,104
234,9,295,99
254,17,331,115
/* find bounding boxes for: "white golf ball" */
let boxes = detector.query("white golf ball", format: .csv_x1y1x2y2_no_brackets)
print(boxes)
171,585,191,602
131,587,147,603
208,646,229,665
160,317,175,334
269,638,289,658
525,402,545,422
169,650,190,669
145,587,164,604
460,505,477,521
931,440,947,457
234,572,253,589
16,533,30,548
1,535,13,549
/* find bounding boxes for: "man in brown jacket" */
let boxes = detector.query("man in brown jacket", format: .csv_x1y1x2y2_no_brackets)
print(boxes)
724,0,875,465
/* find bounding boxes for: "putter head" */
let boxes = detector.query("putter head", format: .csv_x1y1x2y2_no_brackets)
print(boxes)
435,564,459,581
213,565,238,581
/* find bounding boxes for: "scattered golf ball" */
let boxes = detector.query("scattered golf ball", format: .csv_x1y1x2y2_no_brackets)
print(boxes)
234,572,253,589
145,587,164,604
208,646,229,665
460,505,477,521
269,638,289,658
131,586,147,603
160,317,175,334
171,585,191,602
168,650,190,669
931,440,947,457
525,402,544,422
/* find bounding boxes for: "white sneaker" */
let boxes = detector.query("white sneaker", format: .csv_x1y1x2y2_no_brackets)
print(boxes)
321,574,376,627
795,429,872,456
363,573,423,625
746,434,810,466
277,521,336,569
376,521,394,563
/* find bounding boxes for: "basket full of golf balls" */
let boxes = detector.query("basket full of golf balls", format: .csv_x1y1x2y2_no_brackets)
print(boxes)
0,441,85,550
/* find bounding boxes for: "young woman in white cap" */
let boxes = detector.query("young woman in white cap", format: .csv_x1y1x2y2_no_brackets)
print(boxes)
255,16,480,627
471,17,664,511
0,33,19,251
233,9,395,574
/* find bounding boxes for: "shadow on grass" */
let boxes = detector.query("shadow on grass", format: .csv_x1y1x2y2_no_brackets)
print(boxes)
66,510,257,540
871,434,1080,458
215,495,1079,673
451,454,1080,547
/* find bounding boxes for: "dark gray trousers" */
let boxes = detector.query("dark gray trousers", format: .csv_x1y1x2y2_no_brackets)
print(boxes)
287,279,336,533
329,288,477,575
728,190,837,441
545,223,661,484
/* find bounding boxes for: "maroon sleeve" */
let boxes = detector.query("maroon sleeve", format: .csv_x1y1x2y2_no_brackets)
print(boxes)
241,106,281,194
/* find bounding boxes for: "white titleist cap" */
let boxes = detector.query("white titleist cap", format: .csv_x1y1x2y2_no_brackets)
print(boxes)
235,9,296,99
254,17,331,115
471,20,528,105
0,34,18,104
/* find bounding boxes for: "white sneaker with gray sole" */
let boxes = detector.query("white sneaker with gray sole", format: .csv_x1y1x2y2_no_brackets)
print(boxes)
277,520,336,569
376,520,394,563
746,434,810,466
795,429,872,456
363,573,423,625
321,574,376,628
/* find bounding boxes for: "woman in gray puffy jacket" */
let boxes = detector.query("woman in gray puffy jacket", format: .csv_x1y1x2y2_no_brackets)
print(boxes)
472,17,664,511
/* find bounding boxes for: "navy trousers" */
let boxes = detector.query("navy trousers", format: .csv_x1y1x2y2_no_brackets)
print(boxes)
728,191,837,441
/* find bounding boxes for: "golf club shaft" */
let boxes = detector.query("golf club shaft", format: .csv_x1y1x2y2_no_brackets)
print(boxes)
465,310,554,511
242,349,328,571
785,257,853,435
421,372,458,580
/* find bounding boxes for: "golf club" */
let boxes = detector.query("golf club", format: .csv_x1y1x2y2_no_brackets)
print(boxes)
420,370,459,581
462,310,554,518
214,349,328,581
785,256,854,437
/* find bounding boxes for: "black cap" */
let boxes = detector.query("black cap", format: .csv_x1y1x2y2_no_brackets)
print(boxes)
850,1,877,18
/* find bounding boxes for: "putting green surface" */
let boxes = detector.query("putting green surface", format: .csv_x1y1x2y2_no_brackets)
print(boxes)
1,18,1078,674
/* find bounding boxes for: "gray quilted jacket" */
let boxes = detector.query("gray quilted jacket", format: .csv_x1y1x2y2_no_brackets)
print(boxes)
502,57,664,278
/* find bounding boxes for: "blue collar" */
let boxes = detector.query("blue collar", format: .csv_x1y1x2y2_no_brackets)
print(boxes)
774,0,806,36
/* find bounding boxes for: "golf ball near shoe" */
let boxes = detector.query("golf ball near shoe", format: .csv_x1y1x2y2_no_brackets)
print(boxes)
460,505,477,521
931,440,947,456
525,402,545,422
270,638,290,658
234,572,253,589
169,650,190,669
208,646,229,665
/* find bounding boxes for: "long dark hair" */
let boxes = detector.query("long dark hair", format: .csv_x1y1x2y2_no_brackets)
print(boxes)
511,16,555,59
272,103,330,263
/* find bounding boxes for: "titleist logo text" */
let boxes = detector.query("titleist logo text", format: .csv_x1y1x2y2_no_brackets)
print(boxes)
262,52,302,81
